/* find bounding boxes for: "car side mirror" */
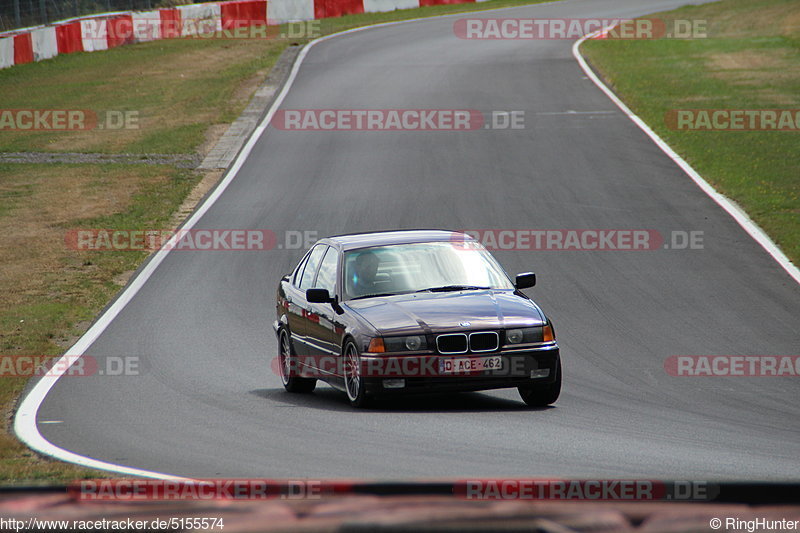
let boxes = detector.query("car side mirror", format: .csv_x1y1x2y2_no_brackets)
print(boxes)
306,288,334,303
515,272,536,289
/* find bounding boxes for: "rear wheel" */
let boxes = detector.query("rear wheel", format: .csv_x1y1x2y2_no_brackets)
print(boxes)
518,359,561,407
278,328,316,393
344,341,370,408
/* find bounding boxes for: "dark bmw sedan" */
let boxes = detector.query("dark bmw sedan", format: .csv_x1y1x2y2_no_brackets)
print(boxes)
273,230,561,407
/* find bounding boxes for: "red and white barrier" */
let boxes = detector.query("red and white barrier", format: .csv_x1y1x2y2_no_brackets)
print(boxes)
0,36,13,69
364,0,420,13
80,18,108,52
159,9,182,39
13,33,33,64
268,0,314,24
420,0,474,5
31,26,58,61
314,0,364,19
178,3,222,37
0,0,478,70
133,11,162,42
107,14,134,48
55,21,83,54
220,1,267,29
364,0,419,12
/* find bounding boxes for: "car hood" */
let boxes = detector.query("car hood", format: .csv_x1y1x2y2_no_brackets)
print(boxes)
345,290,546,335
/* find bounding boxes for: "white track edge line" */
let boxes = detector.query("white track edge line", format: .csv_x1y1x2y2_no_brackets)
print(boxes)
12,0,560,480
573,32,800,287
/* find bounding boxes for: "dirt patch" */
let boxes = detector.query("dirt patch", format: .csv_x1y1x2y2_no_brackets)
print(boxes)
708,50,785,71
233,66,272,104
708,2,800,38
706,49,800,105
53,320,91,349
781,9,800,35
0,166,166,311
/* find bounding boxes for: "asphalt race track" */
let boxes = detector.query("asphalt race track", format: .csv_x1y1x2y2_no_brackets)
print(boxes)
32,0,800,479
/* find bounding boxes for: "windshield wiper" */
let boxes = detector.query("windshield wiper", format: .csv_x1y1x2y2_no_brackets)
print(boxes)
350,292,404,300
415,285,491,293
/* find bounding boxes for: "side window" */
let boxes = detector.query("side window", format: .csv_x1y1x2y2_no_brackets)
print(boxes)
315,247,339,294
292,252,310,286
298,245,327,291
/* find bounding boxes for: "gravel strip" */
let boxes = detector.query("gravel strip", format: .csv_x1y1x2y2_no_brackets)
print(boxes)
0,152,202,168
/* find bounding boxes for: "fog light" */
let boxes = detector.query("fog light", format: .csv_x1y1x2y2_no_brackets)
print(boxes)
530,369,550,378
383,379,405,389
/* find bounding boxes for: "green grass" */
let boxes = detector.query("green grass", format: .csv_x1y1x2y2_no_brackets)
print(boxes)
581,0,800,265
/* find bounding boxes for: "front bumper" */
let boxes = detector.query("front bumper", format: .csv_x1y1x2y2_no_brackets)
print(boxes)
361,345,560,395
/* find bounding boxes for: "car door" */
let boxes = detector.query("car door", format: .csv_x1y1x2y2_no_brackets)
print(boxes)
305,246,345,368
282,251,310,355
290,244,328,357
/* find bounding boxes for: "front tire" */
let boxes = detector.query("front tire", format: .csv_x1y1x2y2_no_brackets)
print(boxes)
344,341,370,408
518,359,561,407
278,328,316,393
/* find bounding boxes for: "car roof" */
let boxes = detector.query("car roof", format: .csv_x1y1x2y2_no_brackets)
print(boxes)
324,230,475,251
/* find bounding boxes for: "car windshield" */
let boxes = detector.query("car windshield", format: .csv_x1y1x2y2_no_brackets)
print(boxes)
343,241,513,300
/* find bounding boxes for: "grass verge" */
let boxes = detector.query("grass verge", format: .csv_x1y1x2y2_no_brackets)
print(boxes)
580,0,799,265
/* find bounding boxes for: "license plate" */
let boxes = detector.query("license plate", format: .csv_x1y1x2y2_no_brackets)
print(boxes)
439,355,503,374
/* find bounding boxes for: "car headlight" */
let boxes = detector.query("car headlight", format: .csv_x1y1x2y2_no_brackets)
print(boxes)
506,329,524,344
405,335,423,350
504,326,554,345
383,335,427,352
